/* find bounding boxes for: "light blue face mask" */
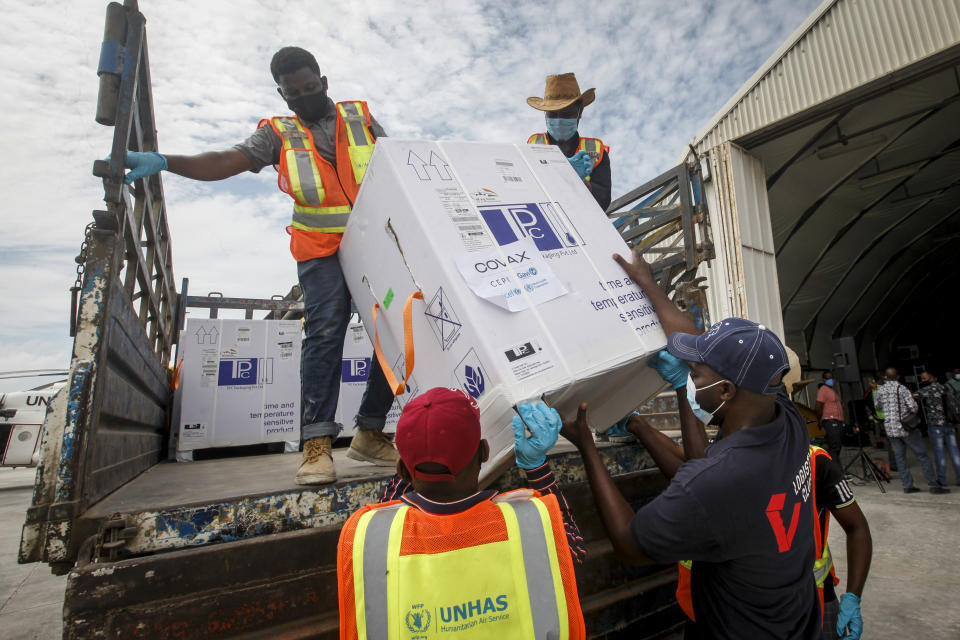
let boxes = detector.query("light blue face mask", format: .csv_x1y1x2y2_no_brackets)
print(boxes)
825,379,835,387
545,117,578,142
685,374,727,425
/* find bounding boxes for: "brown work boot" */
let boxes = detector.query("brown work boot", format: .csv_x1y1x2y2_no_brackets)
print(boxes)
295,437,336,485
347,430,399,466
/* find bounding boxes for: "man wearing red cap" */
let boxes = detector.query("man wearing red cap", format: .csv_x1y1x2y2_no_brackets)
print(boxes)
336,388,586,639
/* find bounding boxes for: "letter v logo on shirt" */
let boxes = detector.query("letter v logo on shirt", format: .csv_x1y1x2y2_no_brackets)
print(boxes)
765,493,801,552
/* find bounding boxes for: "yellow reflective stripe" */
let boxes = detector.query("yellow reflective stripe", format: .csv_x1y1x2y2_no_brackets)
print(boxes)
274,117,327,206
531,497,569,640
680,559,693,569
338,102,375,146
352,509,377,640
337,102,375,184
814,543,833,587
498,502,538,640
528,133,548,144
384,506,407,640
291,203,350,232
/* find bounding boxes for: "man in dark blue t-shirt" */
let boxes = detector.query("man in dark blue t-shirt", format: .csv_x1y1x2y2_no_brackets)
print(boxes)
560,250,819,640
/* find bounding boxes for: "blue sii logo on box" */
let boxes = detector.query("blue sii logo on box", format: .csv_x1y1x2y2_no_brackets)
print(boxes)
478,202,584,251
342,357,371,383
218,358,259,386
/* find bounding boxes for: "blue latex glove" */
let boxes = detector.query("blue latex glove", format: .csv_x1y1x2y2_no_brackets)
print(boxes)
647,349,690,390
568,150,593,180
836,593,863,639
116,151,168,184
511,402,562,469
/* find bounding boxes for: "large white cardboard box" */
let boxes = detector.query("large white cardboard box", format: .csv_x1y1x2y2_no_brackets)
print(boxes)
340,140,667,481
177,319,301,451
337,321,402,437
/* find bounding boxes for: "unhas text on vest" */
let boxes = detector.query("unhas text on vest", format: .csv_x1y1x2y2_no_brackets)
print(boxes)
432,594,509,633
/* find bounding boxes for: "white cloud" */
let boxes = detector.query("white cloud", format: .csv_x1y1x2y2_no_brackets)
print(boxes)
0,0,820,388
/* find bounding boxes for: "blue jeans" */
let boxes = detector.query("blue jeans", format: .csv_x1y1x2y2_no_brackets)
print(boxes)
889,428,938,489
297,255,395,442
929,424,960,486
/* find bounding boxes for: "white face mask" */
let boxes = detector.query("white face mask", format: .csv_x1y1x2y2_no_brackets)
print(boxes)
685,374,727,424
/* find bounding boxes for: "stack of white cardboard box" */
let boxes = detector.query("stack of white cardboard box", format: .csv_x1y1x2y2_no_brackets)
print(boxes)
339,139,667,481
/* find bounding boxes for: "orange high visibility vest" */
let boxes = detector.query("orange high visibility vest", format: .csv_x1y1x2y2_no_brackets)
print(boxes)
261,101,376,261
809,446,840,618
675,446,839,623
526,133,608,181
337,489,586,640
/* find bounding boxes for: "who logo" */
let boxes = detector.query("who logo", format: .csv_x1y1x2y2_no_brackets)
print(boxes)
478,201,584,251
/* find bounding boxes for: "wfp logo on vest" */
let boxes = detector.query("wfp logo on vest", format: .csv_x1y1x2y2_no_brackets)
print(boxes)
405,604,431,633
479,202,584,251
218,359,258,386
341,357,371,383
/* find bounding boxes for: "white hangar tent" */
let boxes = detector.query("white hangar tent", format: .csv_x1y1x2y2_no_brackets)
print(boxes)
685,0,960,378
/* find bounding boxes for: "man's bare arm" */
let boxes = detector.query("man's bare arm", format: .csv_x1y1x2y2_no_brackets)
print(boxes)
626,414,685,480
561,405,652,566
165,149,253,181
613,250,701,337
831,503,872,597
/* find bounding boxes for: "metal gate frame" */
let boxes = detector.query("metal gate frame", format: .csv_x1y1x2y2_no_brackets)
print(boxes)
20,0,178,571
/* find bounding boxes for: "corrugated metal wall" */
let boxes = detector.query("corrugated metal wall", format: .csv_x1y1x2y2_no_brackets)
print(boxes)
693,0,960,152
700,143,786,339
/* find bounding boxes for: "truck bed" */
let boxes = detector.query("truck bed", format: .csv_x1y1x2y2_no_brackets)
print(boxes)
84,448,395,518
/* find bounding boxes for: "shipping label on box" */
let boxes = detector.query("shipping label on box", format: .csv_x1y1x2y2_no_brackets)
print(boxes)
178,319,301,451
341,140,667,481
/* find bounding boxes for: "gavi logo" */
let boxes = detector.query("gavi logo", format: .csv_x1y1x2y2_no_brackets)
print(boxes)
479,202,584,251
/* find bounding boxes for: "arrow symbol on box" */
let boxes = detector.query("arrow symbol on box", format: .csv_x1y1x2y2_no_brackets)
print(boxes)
428,151,452,180
407,151,431,180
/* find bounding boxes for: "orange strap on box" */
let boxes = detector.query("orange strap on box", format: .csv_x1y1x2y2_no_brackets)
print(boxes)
372,291,424,396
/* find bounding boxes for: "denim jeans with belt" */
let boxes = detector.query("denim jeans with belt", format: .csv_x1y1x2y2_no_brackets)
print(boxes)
297,255,395,443
888,428,938,489
928,424,960,486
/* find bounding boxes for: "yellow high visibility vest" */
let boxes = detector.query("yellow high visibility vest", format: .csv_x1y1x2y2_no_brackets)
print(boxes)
526,133,607,182
338,490,585,640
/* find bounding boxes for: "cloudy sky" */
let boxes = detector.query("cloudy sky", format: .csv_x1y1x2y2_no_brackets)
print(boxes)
0,0,822,392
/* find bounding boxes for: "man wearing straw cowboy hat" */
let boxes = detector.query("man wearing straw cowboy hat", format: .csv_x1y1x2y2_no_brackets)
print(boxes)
527,73,612,210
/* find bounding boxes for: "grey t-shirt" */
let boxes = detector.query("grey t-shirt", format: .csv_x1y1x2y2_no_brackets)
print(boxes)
234,96,386,172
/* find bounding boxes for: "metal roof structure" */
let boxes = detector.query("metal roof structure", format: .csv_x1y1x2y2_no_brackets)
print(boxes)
687,0,960,372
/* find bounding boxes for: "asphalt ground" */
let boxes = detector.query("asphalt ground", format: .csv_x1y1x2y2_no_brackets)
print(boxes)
1,438,958,639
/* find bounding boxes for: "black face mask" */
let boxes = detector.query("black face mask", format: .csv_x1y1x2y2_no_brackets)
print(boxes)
286,91,329,122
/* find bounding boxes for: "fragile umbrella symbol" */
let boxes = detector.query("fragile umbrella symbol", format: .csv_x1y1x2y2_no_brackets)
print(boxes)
463,365,485,398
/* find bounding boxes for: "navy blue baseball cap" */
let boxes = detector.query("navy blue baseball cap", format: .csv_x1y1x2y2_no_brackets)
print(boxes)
666,318,790,395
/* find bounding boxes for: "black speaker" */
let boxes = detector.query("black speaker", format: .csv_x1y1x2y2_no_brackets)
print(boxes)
831,336,860,383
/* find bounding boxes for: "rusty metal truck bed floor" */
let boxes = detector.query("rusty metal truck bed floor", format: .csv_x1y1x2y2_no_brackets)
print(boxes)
83,449,395,518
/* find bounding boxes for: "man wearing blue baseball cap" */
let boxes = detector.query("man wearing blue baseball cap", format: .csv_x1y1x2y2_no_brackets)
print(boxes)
561,250,821,639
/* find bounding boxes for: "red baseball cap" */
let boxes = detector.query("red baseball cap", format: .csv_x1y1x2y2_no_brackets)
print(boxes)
395,387,482,482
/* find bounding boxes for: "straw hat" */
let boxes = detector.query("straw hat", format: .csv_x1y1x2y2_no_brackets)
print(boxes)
527,73,595,111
